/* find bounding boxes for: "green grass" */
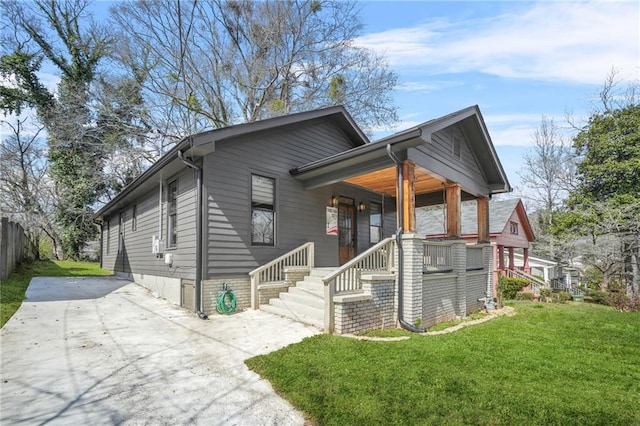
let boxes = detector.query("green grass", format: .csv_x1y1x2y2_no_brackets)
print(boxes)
0,260,111,327
246,302,640,425
427,309,491,332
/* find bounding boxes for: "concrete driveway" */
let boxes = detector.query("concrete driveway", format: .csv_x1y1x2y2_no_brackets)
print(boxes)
1,277,320,425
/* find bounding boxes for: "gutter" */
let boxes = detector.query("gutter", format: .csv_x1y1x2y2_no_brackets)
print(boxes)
386,144,425,333
178,150,207,320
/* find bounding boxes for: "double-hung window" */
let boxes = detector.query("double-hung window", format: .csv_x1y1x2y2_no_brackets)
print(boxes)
251,174,275,246
167,180,178,248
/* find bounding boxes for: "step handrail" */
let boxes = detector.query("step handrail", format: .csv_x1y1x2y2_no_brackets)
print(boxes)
323,237,395,293
503,268,547,291
249,242,314,309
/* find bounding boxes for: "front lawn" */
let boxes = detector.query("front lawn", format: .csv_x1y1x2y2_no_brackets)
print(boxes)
0,260,111,327
246,303,640,425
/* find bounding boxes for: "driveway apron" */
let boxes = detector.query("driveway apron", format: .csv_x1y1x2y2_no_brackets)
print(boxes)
0,277,320,425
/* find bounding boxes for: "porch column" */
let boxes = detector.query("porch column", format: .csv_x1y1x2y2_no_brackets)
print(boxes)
452,241,467,317
483,244,496,299
523,247,530,273
477,196,490,243
402,161,416,232
498,245,505,270
445,183,461,238
401,233,424,325
508,247,514,270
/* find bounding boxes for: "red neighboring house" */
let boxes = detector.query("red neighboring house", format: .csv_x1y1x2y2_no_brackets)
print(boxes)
416,198,535,295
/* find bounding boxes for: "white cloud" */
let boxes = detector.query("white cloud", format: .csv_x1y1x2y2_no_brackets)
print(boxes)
483,112,577,146
38,72,61,94
357,1,639,85
371,111,569,146
397,80,464,93
488,124,538,147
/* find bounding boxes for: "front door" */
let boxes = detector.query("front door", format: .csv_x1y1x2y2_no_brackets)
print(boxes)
338,198,356,265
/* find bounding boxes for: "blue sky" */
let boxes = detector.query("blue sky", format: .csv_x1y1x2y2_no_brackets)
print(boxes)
355,0,639,194
3,0,638,199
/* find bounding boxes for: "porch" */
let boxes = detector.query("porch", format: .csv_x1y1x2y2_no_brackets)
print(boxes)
250,237,493,333
250,105,510,333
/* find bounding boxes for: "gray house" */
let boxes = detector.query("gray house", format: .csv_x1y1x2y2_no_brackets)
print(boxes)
95,105,510,333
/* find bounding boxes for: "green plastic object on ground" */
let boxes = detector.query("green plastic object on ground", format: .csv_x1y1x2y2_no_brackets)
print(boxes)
216,283,237,314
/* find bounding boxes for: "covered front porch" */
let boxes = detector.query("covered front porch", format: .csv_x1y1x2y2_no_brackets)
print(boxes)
251,105,511,333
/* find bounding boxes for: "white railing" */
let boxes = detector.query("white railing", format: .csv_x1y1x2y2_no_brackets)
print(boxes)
323,237,395,294
423,241,452,272
551,278,567,291
503,268,546,292
466,245,485,271
249,242,314,309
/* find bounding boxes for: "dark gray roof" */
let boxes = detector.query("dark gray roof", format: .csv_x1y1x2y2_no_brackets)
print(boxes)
416,198,521,236
94,106,366,220
291,105,511,195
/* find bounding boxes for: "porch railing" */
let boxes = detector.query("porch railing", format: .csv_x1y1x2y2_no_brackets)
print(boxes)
323,237,395,294
503,268,546,293
423,241,452,272
466,245,485,271
551,277,567,291
249,242,314,309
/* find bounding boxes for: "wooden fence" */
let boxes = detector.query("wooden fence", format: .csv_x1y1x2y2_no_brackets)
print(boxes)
0,218,37,281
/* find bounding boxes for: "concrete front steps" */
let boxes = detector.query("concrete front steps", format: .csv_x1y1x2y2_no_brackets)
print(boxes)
260,268,338,329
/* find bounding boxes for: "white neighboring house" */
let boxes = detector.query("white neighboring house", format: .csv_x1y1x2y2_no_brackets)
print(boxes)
512,253,581,289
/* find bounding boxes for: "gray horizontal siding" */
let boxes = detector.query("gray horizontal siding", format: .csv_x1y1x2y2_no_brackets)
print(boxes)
101,167,197,280
204,119,396,278
101,215,117,270
411,125,490,196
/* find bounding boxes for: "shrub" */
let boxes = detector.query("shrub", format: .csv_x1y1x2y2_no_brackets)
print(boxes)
605,292,640,312
557,291,571,303
607,292,629,311
515,291,534,301
586,289,609,305
583,268,604,291
498,277,529,300
539,288,553,302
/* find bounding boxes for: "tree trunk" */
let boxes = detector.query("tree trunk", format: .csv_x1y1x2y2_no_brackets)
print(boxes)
627,240,640,298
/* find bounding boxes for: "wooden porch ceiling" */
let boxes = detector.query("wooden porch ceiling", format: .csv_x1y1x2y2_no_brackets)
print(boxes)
344,166,445,196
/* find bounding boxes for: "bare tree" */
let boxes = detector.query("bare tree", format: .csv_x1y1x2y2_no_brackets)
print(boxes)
110,0,398,137
519,116,576,213
0,116,61,257
566,202,640,295
1,0,148,257
518,116,576,259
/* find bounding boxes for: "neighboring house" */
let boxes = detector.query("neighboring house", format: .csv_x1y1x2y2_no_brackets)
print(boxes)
95,105,511,333
416,198,534,295
512,252,581,290
512,252,558,283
